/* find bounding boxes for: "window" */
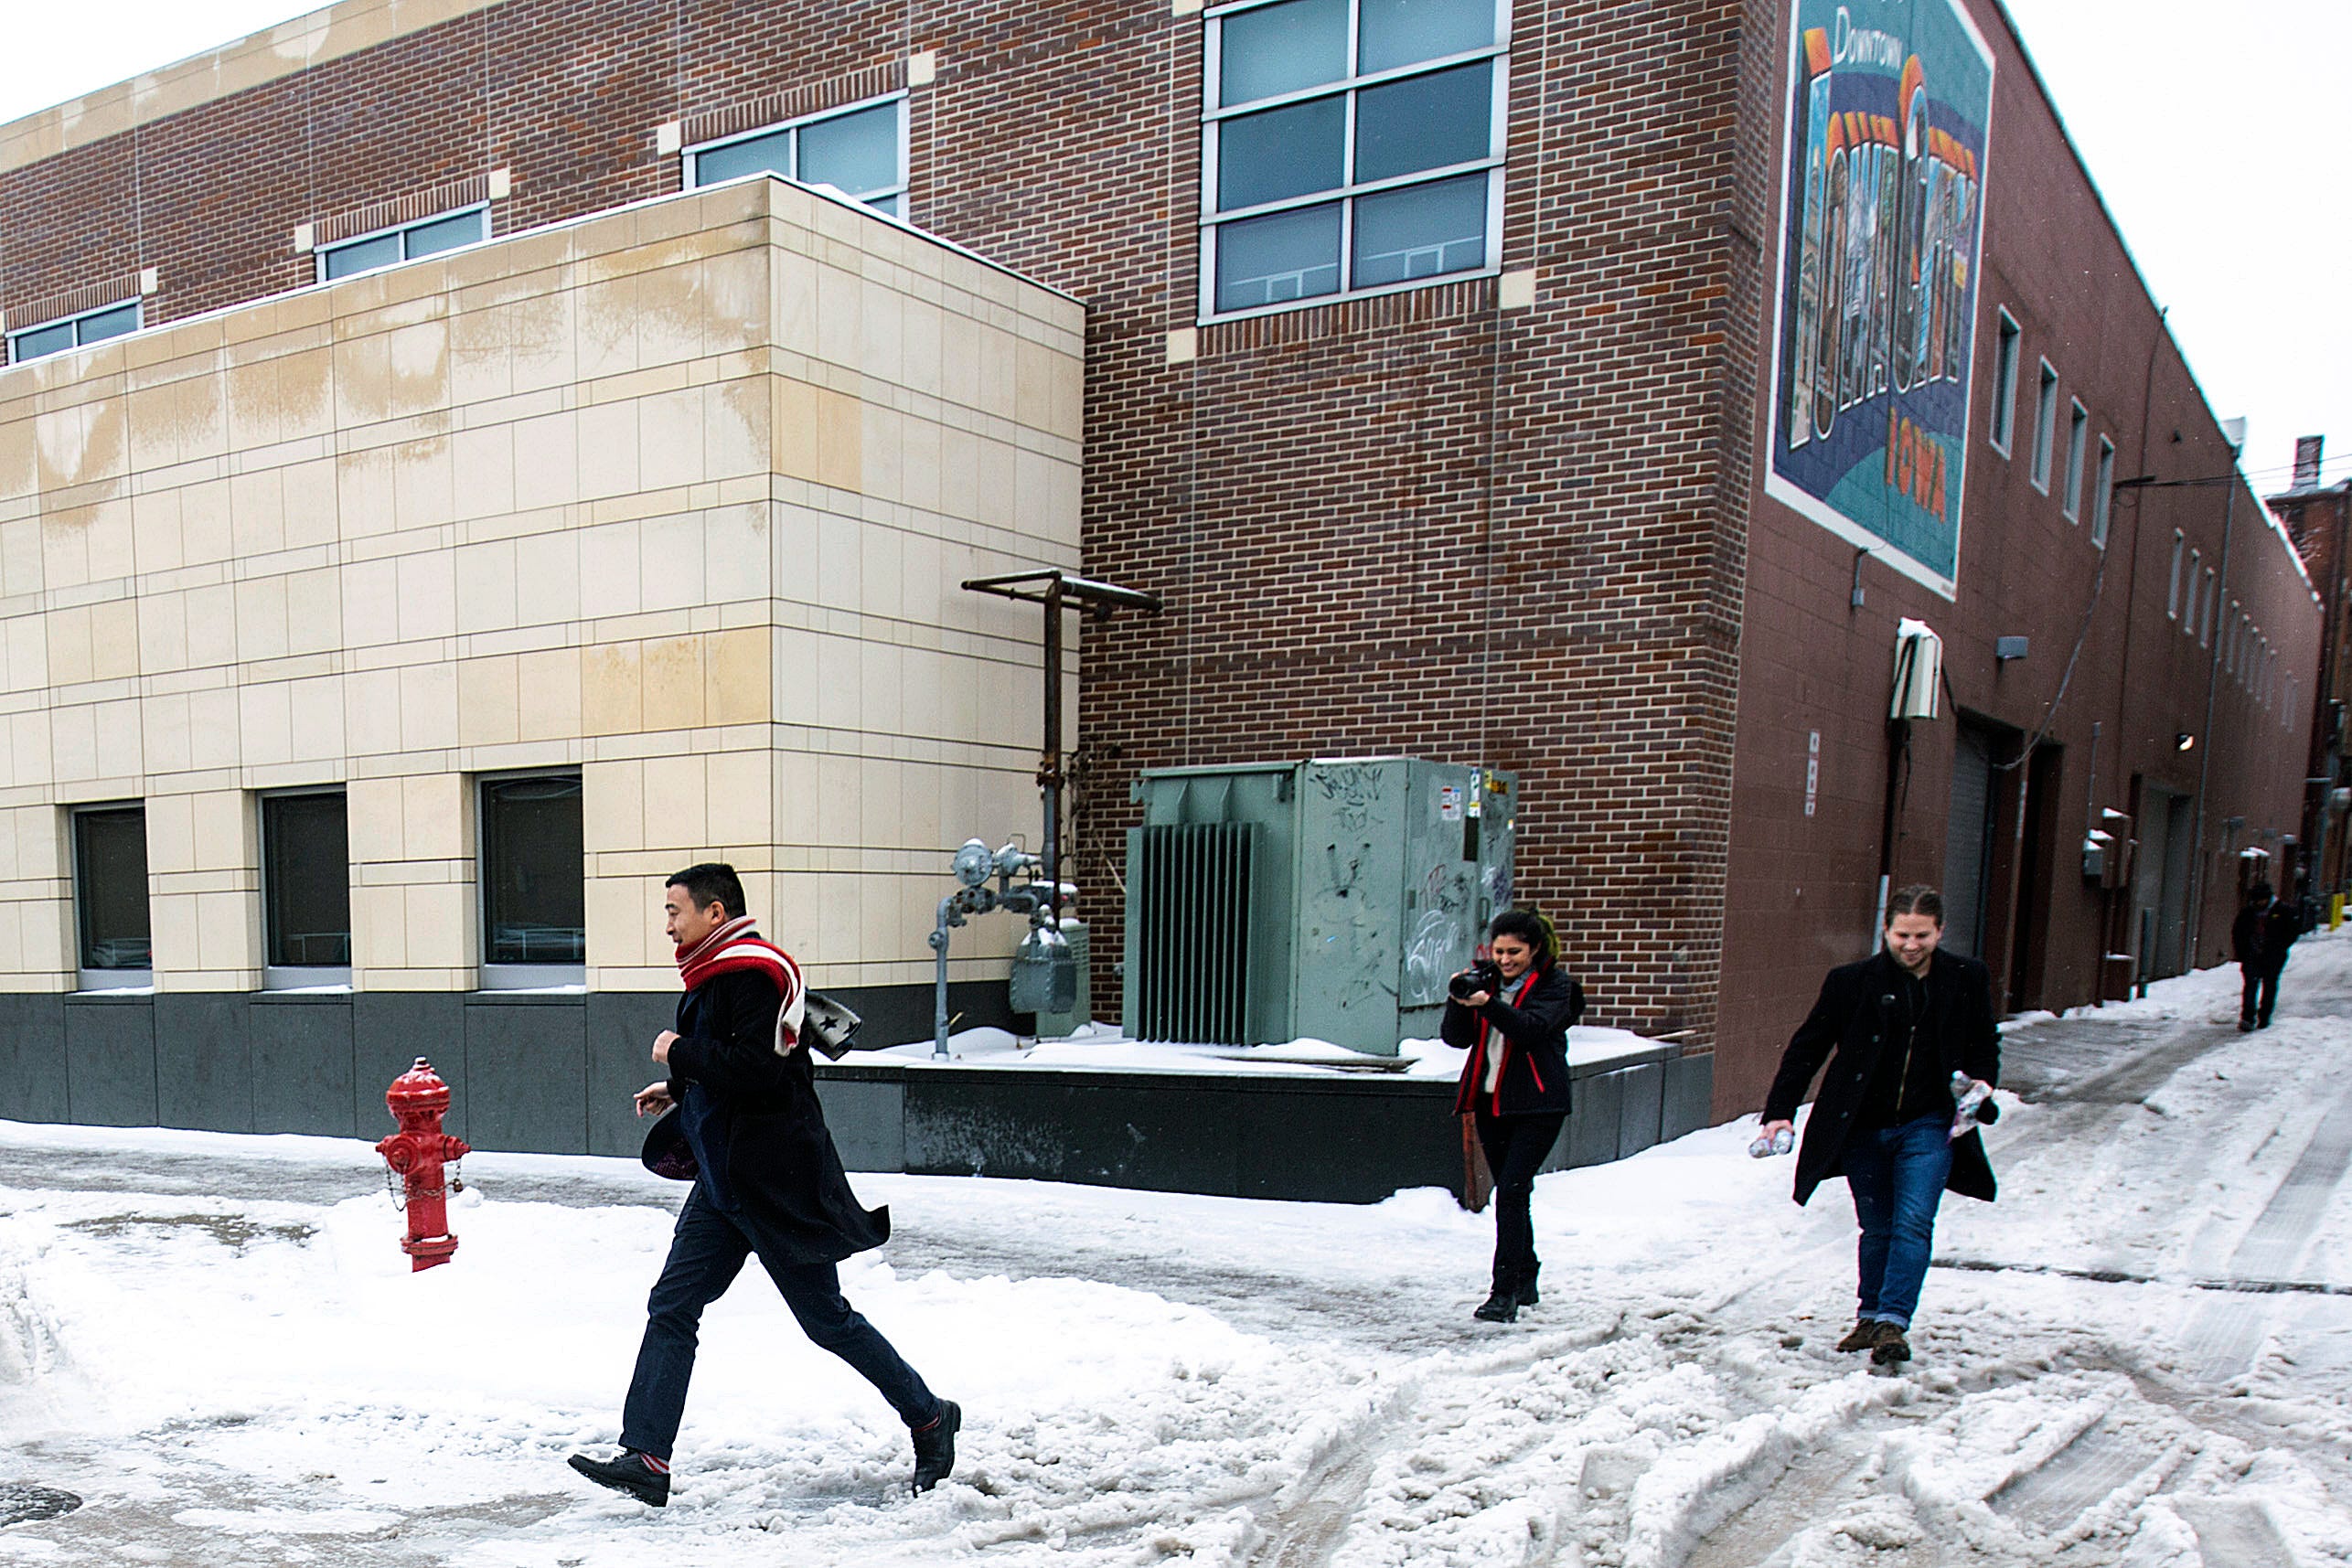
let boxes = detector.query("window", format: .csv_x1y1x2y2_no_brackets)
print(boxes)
687,96,909,219
480,773,585,986
2029,362,2058,492
318,207,489,282
262,791,350,987
9,299,141,366
2200,566,2216,645
2061,401,2088,519
2091,437,2115,548
73,805,151,988
1201,0,1508,318
2186,549,2203,635
1990,312,2020,453
2167,531,2184,617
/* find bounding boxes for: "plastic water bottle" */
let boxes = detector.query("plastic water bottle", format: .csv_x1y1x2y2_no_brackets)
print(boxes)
1948,1071,1998,1140
1748,1125,1794,1158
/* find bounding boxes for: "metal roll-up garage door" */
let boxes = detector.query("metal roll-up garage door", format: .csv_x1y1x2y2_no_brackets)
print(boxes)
1941,723,1995,956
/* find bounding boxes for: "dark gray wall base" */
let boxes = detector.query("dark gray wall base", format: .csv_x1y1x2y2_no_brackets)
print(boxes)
0,987,1716,1205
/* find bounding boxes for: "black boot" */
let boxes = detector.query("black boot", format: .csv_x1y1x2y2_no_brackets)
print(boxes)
1473,1271,1519,1322
911,1401,961,1493
1515,1264,1541,1308
568,1448,669,1507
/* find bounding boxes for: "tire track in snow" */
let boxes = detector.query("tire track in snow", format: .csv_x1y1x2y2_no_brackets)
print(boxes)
1985,1414,2167,1536
2179,1080,2352,1385
2176,1497,2298,1567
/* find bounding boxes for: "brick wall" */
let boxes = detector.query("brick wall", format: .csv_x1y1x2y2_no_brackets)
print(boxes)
0,0,2319,1104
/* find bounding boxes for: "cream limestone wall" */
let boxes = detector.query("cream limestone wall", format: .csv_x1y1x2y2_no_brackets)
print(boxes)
0,176,1084,998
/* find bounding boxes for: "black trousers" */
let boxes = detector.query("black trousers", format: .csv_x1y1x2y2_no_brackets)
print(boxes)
2240,962,2283,1025
1474,1108,1566,1282
619,1185,940,1461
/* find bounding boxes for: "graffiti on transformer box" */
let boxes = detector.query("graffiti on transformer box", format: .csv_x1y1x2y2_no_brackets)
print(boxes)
1766,0,1995,597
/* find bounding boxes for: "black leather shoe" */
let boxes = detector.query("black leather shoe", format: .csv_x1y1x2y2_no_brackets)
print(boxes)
912,1401,961,1493
568,1448,669,1507
1515,1265,1541,1307
1473,1285,1518,1323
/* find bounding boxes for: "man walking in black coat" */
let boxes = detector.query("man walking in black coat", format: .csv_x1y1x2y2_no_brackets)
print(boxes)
1757,884,1999,1367
2231,880,2306,1031
569,863,958,1506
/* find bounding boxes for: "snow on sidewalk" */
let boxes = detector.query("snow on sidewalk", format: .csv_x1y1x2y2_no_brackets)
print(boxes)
0,940,2348,1565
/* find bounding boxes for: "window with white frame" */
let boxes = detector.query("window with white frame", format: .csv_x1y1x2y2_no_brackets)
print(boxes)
479,772,584,987
9,299,140,365
318,207,488,282
73,804,151,989
1200,0,1507,319
2090,436,2114,548
2167,530,2183,616
687,96,908,219
2061,400,2088,519
2029,362,2058,492
262,789,350,987
1990,312,2020,453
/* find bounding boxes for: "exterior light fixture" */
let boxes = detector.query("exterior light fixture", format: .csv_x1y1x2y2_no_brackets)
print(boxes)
2175,731,2196,752
1994,635,2029,662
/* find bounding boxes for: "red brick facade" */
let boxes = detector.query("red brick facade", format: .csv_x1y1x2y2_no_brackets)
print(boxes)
0,0,2320,1115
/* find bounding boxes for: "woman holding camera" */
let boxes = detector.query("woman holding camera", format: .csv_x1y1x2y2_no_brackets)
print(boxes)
1444,910,1584,1322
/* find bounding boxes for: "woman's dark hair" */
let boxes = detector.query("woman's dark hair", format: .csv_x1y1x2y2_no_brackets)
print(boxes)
1487,908,1557,971
668,862,747,921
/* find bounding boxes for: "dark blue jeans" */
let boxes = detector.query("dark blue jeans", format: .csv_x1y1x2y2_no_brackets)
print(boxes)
620,1186,941,1461
1842,1113,1953,1331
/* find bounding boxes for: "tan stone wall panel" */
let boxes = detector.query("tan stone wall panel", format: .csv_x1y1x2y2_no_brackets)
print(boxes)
0,181,1079,1001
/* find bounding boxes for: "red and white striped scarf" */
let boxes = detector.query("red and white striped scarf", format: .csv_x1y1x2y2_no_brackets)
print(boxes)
675,914,807,1054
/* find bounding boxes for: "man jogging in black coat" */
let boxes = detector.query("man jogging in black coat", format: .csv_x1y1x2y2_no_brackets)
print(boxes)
1756,884,1999,1367
569,863,958,1505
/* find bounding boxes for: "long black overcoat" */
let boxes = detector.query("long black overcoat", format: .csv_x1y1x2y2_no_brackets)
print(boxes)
640,967,889,1264
1760,949,2000,1208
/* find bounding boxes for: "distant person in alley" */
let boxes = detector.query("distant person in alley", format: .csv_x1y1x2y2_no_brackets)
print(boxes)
1444,909,1584,1324
2232,880,2308,1031
1755,885,1999,1367
568,863,958,1507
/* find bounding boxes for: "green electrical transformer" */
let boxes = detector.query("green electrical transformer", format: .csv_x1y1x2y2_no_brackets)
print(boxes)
1122,758,1517,1055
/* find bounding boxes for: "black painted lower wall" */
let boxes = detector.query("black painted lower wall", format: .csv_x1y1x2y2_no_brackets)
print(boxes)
0,987,1714,1204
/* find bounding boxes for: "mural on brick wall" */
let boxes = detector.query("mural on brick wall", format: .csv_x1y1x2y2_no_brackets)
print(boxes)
1765,0,1996,598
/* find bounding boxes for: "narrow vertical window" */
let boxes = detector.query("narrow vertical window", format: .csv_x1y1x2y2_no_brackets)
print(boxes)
1990,312,2020,453
2061,401,2088,519
2167,530,2184,617
2200,566,2216,645
73,805,151,988
480,773,586,986
2091,437,2115,548
2187,549,2203,635
2029,362,2058,492
262,790,351,987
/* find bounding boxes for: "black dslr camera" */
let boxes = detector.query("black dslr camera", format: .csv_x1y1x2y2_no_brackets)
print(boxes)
1449,959,1504,1002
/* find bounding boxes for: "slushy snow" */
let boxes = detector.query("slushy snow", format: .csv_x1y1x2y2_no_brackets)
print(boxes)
0,932,2347,1565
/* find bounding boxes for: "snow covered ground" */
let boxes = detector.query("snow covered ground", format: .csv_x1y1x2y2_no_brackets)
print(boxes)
3,930,2350,1566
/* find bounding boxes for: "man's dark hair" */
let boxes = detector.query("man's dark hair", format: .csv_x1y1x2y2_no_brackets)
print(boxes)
667,862,747,921
1488,908,1557,971
1886,884,1945,925
2248,880,2275,904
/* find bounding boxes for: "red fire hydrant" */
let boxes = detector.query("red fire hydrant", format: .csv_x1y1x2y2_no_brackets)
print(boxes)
377,1058,471,1271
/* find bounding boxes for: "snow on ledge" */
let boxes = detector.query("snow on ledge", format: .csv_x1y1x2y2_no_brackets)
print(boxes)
855,1020,1677,1080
